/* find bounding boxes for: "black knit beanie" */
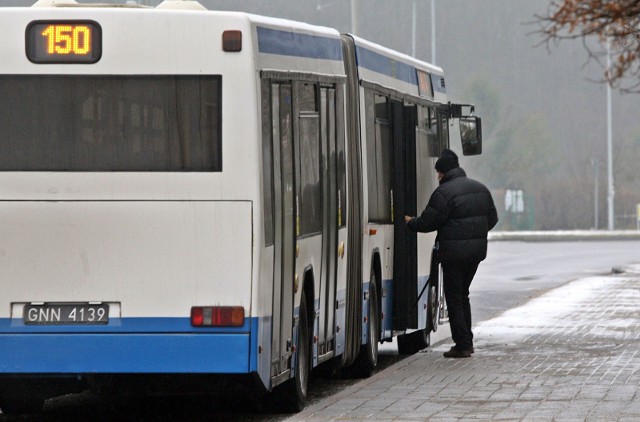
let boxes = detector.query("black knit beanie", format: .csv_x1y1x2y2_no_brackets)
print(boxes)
435,149,459,174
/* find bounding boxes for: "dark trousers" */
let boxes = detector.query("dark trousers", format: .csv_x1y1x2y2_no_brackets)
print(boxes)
442,259,480,351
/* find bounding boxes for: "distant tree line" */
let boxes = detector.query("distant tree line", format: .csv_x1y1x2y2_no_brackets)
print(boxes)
462,75,640,230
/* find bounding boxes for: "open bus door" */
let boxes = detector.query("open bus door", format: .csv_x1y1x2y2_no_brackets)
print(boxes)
391,101,419,337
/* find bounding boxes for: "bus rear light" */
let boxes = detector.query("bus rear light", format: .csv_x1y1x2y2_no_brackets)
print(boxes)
190,306,245,327
222,30,242,52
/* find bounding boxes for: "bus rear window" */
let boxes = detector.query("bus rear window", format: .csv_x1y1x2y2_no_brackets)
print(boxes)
0,75,221,172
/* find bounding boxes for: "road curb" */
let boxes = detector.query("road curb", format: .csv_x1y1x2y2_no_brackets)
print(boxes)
489,230,640,242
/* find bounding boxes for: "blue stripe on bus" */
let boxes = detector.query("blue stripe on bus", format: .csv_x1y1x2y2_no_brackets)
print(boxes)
257,26,343,60
355,45,418,86
256,28,440,94
0,317,259,374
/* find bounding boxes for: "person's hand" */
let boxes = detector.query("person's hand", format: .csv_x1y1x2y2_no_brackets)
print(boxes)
404,215,413,224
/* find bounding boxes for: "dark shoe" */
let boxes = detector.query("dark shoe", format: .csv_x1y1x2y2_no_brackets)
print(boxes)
443,348,472,358
447,345,474,353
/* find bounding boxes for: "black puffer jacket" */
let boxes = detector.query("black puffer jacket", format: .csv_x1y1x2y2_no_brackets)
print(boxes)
408,167,498,264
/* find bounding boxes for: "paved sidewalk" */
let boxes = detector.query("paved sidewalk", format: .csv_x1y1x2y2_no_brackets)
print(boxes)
288,265,640,421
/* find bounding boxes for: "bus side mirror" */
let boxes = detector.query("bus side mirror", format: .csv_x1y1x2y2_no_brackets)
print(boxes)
460,116,482,156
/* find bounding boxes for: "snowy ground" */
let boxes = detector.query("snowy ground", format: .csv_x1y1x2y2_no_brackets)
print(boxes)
472,263,640,352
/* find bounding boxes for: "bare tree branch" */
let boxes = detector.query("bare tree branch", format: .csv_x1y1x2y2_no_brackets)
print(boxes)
535,0,640,93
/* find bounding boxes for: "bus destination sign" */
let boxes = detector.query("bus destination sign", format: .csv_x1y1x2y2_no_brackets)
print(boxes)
26,20,102,64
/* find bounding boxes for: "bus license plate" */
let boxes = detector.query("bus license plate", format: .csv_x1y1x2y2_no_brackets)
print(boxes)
24,303,109,325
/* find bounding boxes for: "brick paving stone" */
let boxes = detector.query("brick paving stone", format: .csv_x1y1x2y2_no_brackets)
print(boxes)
288,267,640,422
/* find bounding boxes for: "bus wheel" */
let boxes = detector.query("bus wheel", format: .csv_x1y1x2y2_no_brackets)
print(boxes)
352,276,379,377
426,281,438,333
274,293,310,413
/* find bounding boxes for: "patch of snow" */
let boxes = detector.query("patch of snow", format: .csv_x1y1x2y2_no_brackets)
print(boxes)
489,230,640,241
473,276,640,346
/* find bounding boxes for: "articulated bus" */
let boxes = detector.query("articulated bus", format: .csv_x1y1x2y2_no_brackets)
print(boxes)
0,0,482,414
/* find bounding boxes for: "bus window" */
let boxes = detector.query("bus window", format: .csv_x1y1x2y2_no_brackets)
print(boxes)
262,80,275,246
423,106,449,157
299,82,317,112
438,110,450,151
0,75,221,172
297,83,322,236
365,92,392,223
335,85,347,228
417,105,434,158
416,105,432,203
425,106,439,157
375,116,393,222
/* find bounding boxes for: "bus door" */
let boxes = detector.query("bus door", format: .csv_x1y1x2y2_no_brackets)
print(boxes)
294,81,342,363
270,83,296,378
318,86,338,359
392,101,419,330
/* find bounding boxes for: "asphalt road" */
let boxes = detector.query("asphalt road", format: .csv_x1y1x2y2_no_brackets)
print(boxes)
471,240,640,323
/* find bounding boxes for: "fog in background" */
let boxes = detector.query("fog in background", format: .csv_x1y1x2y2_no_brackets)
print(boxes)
5,0,640,230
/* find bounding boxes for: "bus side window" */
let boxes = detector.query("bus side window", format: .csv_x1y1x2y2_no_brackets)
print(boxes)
417,106,435,158
335,85,347,228
297,82,322,236
416,105,436,204
261,80,275,246
365,92,392,223
426,106,439,157
438,110,450,151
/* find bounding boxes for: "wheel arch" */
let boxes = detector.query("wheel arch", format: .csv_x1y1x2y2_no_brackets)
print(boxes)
301,266,315,323
301,266,315,366
369,250,382,338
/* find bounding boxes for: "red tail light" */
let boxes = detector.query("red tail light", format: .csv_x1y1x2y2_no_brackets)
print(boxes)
190,306,245,327
191,307,204,326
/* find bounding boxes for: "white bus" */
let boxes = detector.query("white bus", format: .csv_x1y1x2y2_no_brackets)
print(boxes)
0,0,482,414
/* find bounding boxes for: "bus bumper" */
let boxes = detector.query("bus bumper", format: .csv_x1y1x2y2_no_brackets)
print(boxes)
0,333,252,374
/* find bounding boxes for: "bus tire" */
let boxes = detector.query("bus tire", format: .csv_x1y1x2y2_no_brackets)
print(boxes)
426,281,438,333
274,293,310,413
352,276,379,378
